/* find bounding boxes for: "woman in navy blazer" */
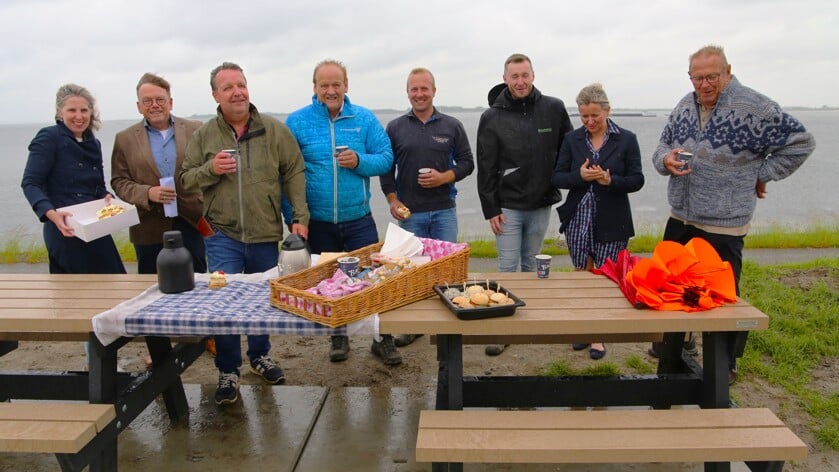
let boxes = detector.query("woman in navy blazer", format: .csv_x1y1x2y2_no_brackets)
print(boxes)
21,84,125,274
551,83,644,359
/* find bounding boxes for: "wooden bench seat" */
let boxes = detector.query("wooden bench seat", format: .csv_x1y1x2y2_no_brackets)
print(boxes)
416,408,806,468
0,403,115,453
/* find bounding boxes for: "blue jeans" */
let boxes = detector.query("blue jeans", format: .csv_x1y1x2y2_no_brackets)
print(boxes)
307,213,379,253
495,207,551,272
398,207,458,243
134,217,207,274
205,230,279,373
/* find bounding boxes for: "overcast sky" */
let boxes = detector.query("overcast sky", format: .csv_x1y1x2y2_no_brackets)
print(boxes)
3,0,836,124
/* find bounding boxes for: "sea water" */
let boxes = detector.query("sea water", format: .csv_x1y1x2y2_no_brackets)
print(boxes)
3,110,836,241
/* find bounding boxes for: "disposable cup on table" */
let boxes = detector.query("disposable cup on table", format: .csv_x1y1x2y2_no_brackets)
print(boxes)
535,254,551,278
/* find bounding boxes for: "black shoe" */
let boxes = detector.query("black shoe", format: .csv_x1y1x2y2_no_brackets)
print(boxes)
249,355,285,384
728,367,738,386
589,345,606,360
394,334,423,347
647,345,660,358
214,371,239,405
485,344,509,356
371,335,402,366
330,335,350,362
572,343,590,351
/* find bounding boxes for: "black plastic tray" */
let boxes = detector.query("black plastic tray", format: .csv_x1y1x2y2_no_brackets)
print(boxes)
432,281,526,320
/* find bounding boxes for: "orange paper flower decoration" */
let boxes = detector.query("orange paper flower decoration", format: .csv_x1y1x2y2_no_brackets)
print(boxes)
624,238,738,312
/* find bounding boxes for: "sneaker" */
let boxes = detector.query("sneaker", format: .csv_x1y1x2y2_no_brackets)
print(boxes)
684,333,699,356
728,367,738,386
330,335,350,362
485,344,509,356
214,371,239,405
371,335,402,366
394,334,423,347
249,355,285,384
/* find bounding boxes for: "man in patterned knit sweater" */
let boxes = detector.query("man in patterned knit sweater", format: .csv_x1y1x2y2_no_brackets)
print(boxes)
651,44,815,385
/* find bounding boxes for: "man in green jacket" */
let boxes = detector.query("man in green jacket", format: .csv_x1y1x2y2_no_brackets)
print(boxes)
180,62,309,406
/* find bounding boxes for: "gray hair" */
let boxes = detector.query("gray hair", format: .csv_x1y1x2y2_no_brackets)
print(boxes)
54,83,101,131
689,44,729,68
210,62,245,91
313,59,348,84
576,83,610,109
136,72,171,95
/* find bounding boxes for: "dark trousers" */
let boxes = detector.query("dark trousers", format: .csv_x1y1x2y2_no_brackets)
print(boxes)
663,217,745,369
133,217,207,274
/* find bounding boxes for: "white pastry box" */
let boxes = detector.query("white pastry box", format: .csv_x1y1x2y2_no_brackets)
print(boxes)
58,197,139,242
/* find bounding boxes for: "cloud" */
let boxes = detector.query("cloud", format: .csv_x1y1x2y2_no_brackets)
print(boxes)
1,0,837,124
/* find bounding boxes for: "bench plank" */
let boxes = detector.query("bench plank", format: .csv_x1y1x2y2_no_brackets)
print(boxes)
417,408,807,465
0,403,115,454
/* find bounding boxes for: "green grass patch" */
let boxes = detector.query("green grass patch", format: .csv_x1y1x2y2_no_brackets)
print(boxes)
624,354,657,374
465,224,839,258
0,228,136,264
543,359,620,377
739,258,839,449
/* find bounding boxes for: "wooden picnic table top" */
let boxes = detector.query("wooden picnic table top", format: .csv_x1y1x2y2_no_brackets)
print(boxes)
0,273,157,337
379,271,769,336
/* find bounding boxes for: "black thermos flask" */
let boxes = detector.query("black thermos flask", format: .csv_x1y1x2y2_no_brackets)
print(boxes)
156,230,194,293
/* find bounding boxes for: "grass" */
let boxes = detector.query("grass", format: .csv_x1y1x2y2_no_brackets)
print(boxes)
466,223,839,258
738,258,839,450
1,223,837,263
541,257,839,451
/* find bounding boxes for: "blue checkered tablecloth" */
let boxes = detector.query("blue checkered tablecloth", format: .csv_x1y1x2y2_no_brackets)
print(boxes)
93,279,348,345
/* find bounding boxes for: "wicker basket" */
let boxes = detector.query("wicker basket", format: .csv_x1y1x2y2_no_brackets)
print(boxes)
269,239,470,328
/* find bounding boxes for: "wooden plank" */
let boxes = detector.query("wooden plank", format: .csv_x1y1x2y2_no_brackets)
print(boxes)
429,333,663,344
417,427,807,463
0,274,155,283
0,404,115,431
380,303,768,336
419,408,786,429
0,420,95,453
0,403,115,453
416,408,808,464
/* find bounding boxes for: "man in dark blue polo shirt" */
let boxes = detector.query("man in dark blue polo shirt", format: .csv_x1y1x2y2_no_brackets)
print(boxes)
381,67,474,346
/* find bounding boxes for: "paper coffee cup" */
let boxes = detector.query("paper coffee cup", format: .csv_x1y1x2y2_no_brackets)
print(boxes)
337,256,360,278
677,151,692,170
535,254,551,278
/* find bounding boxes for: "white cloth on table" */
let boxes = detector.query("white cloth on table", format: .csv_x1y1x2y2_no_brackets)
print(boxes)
92,268,378,346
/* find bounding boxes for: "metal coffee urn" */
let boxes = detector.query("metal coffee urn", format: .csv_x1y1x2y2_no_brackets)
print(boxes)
278,233,311,276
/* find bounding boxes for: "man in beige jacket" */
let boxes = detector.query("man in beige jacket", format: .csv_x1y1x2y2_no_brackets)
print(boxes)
111,72,206,274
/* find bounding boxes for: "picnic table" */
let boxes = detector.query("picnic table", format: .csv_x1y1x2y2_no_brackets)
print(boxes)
378,271,805,471
0,272,359,471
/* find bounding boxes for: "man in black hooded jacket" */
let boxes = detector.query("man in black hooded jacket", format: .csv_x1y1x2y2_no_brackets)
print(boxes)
476,53,573,356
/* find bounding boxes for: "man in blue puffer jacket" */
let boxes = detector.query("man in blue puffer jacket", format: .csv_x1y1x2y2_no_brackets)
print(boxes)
285,59,398,365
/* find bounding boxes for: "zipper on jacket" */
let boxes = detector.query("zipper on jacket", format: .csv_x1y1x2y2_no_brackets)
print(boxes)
233,130,245,241
330,121,338,224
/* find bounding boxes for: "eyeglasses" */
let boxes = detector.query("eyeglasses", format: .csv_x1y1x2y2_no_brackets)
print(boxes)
688,72,723,86
140,97,169,107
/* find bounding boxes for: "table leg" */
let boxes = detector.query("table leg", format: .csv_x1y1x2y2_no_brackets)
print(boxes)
87,334,119,472
146,336,191,422
0,340,17,357
702,332,730,409
433,334,464,472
